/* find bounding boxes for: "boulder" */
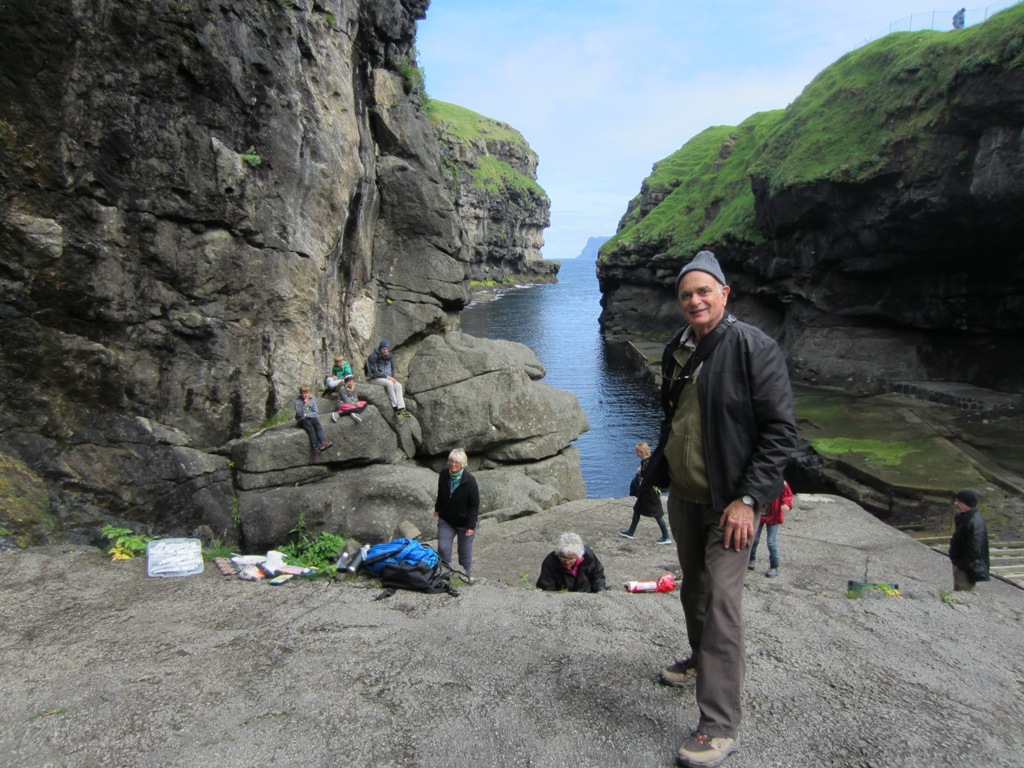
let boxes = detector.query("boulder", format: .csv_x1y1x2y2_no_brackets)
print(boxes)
407,333,588,459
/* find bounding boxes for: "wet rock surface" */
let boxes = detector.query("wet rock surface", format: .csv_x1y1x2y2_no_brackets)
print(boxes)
2,494,1021,767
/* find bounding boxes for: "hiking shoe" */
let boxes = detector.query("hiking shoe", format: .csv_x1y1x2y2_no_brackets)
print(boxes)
656,535,673,545
676,730,738,767
331,412,339,423
312,448,321,457
396,408,411,418
660,657,697,687
618,529,636,539
747,559,755,571
320,441,332,451
766,567,778,578
350,413,362,422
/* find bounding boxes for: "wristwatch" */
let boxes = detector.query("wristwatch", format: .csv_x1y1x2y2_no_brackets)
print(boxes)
741,494,756,509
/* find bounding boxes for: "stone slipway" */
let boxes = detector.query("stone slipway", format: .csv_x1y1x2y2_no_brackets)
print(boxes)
1,495,1021,767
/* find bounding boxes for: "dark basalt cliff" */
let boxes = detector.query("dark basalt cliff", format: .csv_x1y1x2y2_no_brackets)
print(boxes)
427,100,556,284
0,0,585,547
598,8,1024,395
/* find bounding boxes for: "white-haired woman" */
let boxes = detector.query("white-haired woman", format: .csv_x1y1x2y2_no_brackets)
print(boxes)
536,532,606,592
434,447,480,583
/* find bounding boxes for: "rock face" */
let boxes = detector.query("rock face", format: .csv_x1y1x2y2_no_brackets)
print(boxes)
427,100,557,284
598,11,1024,395
0,0,586,547
233,333,588,550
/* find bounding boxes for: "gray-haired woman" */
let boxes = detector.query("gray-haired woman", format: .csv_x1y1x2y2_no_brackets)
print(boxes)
536,532,607,592
434,447,479,583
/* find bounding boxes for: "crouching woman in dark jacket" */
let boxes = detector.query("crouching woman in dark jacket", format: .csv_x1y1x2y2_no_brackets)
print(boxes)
537,532,607,593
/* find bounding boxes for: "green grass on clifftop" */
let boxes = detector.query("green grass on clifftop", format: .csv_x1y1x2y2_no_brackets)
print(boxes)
751,3,1024,192
601,3,1024,262
604,111,779,261
425,99,547,198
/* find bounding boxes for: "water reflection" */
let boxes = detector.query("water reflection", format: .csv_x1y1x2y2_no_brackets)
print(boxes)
460,259,663,498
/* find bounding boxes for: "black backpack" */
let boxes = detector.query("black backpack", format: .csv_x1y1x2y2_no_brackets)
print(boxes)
375,561,460,599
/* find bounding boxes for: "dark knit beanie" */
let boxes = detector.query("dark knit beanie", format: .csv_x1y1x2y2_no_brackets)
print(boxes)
675,250,727,291
955,489,978,508
379,339,390,350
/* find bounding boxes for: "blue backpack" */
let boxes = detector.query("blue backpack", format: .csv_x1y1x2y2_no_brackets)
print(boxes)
362,538,439,577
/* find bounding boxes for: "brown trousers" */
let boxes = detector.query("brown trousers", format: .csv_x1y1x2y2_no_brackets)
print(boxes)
952,565,977,591
667,494,749,739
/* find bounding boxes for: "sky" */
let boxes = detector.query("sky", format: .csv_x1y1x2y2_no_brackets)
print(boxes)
415,0,1016,260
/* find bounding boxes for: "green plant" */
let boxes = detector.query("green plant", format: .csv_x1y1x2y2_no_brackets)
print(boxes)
230,496,240,527
240,146,262,167
396,47,427,104
100,524,156,561
30,708,69,719
517,572,532,589
939,588,955,605
278,514,346,576
203,538,233,561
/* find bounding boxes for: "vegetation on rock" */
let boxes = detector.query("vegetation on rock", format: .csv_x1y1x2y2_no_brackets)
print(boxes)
601,3,1024,262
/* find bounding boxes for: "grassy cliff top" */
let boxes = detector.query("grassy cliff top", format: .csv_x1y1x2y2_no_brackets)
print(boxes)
602,3,1024,262
605,111,780,261
752,3,1024,192
425,99,547,198
425,99,531,149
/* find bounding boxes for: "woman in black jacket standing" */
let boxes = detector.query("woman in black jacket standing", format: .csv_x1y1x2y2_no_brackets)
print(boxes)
434,447,480,583
620,443,673,544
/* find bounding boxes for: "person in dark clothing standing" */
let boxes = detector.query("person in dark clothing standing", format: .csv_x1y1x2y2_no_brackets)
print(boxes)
434,447,479,583
657,250,797,768
537,532,606,592
949,489,990,591
620,442,672,544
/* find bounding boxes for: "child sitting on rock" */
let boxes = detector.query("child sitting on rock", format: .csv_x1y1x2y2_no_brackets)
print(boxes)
331,374,369,423
295,385,332,457
323,355,353,397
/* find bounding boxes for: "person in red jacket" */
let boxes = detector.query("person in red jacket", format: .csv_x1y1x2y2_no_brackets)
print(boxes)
747,480,793,578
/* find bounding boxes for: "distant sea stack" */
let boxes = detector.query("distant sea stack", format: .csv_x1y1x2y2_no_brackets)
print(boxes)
597,6,1024,394
427,100,558,285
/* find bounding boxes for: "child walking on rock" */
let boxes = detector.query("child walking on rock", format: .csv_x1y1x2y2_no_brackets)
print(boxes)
748,479,793,577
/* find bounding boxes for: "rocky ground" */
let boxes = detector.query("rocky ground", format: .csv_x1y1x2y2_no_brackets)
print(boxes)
2,495,1022,768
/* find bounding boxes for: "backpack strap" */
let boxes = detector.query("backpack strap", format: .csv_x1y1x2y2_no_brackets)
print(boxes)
660,314,736,419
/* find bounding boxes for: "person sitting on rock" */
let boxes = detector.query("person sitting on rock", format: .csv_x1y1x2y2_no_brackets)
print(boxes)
537,532,607,592
295,384,332,457
331,374,369,423
366,339,409,417
323,354,352,397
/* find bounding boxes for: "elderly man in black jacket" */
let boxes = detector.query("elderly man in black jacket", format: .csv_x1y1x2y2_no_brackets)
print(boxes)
656,251,797,768
949,489,990,591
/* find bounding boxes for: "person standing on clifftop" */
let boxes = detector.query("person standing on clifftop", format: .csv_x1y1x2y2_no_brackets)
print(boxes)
949,489,990,591
654,250,797,768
